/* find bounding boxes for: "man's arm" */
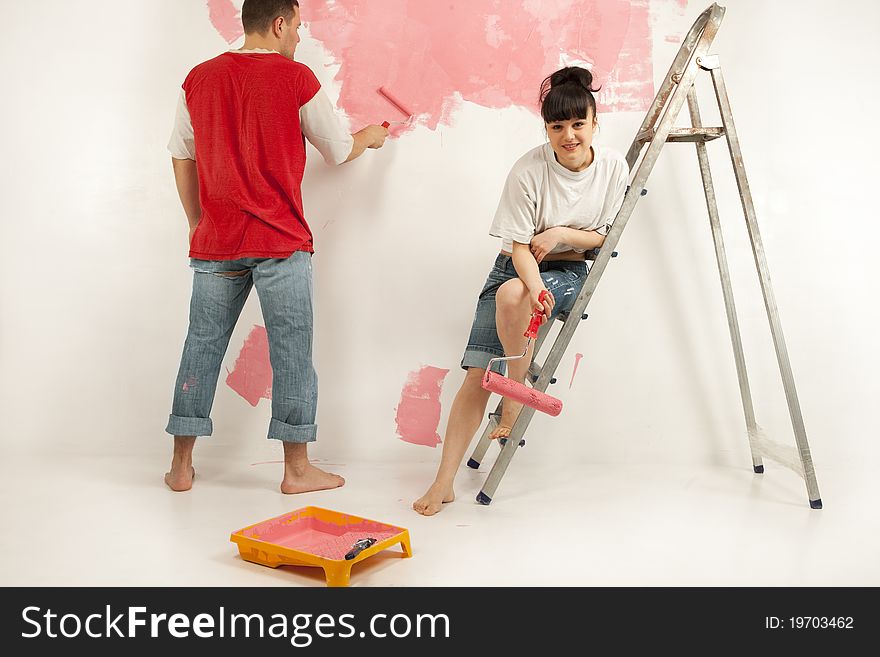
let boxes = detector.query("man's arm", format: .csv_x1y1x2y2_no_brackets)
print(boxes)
171,157,201,241
300,89,387,164
343,125,389,163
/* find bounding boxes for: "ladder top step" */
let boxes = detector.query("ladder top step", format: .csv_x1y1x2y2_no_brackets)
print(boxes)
637,127,725,144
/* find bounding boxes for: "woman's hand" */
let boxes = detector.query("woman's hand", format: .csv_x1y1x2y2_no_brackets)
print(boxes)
530,287,555,322
529,227,563,263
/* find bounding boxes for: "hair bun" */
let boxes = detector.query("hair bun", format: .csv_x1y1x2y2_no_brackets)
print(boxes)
550,67,597,93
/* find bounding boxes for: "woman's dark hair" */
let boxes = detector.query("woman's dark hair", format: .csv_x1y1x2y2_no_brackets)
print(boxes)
539,66,600,124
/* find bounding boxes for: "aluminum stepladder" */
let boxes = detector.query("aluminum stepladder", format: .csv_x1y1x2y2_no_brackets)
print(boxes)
467,2,822,509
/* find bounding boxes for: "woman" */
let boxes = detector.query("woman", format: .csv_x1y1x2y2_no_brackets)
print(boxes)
413,66,629,516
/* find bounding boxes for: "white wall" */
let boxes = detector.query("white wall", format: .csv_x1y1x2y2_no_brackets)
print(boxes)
1,0,876,482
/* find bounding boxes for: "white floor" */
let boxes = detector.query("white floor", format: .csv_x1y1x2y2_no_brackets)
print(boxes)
2,440,878,588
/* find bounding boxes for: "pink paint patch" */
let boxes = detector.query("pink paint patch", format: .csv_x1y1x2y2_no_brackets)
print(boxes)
394,365,449,447
569,353,584,389
226,325,273,406
207,0,244,44
302,0,654,134
241,515,400,561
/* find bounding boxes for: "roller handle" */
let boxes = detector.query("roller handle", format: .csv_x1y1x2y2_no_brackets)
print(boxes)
524,290,551,339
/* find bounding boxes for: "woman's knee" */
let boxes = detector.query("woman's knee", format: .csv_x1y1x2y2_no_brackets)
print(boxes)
496,279,528,311
460,367,492,396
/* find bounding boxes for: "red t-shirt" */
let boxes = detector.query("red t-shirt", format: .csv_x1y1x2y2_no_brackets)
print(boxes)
182,53,321,260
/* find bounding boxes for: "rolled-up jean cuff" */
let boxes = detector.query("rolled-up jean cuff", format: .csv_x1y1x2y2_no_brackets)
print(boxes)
165,414,213,437
461,348,506,374
268,419,317,443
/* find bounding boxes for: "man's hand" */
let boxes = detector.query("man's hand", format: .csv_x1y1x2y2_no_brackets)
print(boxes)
344,125,390,162
363,124,389,149
172,158,202,240
530,227,563,263
189,224,198,244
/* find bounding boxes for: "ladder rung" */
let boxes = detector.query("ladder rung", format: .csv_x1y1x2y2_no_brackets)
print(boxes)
637,127,725,143
528,362,556,385
668,127,725,142
636,128,653,144
585,247,618,261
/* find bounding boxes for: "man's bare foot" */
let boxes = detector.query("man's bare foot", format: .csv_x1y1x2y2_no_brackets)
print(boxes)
165,466,195,492
281,463,345,494
413,483,455,516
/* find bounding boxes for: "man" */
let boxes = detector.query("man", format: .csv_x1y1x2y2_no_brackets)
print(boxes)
164,0,387,493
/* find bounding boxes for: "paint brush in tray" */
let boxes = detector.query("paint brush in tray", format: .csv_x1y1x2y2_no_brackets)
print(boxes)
344,537,377,560
378,86,414,128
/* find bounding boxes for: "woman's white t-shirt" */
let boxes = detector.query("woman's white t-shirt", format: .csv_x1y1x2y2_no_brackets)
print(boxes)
489,142,630,254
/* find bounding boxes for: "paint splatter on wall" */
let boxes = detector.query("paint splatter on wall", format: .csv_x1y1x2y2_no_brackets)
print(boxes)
207,0,243,43
394,366,450,447
226,325,272,406
569,352,584,388
207,1,668,130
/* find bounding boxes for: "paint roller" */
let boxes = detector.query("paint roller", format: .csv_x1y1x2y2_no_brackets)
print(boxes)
481,290,563,417
378,86,414,128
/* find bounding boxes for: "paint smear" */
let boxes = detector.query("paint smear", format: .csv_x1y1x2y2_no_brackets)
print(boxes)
226,325,272,406
207,0,244,44
569,352,584,389
302,0,655,134
394,365,449,447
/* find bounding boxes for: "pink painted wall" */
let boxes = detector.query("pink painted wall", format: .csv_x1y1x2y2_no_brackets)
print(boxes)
208,0,658,133
304,0,654,132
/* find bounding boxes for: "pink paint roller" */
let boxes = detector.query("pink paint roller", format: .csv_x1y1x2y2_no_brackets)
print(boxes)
378,86,414,128
481,291,563,417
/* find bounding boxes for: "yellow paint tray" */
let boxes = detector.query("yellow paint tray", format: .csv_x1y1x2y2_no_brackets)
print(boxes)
230,506,412,587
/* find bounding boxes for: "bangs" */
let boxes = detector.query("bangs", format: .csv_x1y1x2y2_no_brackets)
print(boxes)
541,88,592,123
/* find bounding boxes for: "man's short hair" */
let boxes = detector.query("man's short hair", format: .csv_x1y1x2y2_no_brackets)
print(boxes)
241,0,299,35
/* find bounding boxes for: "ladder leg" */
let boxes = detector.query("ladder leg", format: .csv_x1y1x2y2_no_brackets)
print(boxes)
686,87,763,473
476,313,577,503
467,400,501,469
709,63,822,508
477,405,537,504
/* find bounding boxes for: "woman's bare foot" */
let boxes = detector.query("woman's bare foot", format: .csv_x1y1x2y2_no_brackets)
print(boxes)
165,466,195,492
489,424,512,440
489,399,522,439
413,482,455,516
281,462,345,494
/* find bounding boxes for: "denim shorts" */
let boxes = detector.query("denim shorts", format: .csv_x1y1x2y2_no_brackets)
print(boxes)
461,254,589,373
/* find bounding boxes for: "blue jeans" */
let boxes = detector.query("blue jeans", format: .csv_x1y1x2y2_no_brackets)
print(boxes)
165,251,318,443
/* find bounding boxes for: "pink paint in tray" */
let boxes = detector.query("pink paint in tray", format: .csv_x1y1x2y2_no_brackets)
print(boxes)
231,506,412,586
